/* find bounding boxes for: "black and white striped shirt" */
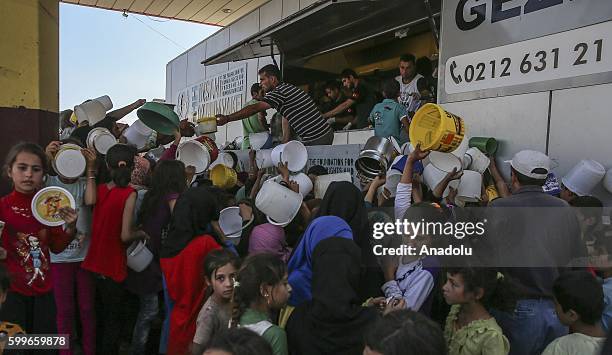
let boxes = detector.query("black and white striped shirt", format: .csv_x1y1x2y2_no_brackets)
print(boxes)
262,83,330,142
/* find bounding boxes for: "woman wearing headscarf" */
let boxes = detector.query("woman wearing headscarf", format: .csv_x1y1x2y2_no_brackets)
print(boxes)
316,181,384,300
248,223,291,263
160,186,223,355
286,237,380,355
287,216,353,307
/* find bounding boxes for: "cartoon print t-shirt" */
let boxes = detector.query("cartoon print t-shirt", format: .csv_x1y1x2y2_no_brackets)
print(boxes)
0,191,72,296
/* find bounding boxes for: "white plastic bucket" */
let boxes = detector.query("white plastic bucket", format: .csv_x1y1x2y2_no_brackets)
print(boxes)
210,152,235,169
384,168,402,198
94,95,113,111
86,127,116,155
561,159,606,196
256,149,274,169
176,140,211,174
74,100,106,126
126,240,153,272
219,206,243,238
271,140,308,172
124,120,153,150
54,144,86,179
289,173,314,197
603,168,612,194
451,135,471,170
313,172,352,199
428,151,463,173
464,147,490,174
255,180,303,227
423,164,459,197
456,170,483,203
249,132,271,150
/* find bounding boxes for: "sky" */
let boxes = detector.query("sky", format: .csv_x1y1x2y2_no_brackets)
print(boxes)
60,3,219,124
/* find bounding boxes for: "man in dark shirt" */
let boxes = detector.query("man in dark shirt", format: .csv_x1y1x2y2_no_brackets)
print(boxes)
216,65,333,146
484,150,586,355
320,80,354,131
322,69,377,130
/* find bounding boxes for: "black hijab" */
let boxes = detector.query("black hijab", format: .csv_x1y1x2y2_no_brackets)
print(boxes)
316,181,370,249
286,237,379,355
160,186,223,258
316,181,384,300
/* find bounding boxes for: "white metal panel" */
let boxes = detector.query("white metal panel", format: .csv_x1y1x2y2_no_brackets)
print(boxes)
299,0,317,10
205,28,230,60
259,0,282,29
333,132,348,145
348,129,374,145
282,0,299,18
186,41,207,86
171,53,189,105
441,92,550,173
548,83,612,203
165,63,173,103
229,9,260,46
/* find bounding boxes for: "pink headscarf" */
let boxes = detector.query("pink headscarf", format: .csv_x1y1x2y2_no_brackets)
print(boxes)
248,223,291,263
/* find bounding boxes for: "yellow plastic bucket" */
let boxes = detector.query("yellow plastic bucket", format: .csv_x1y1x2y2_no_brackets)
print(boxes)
409,103,465,152
210,164,237,190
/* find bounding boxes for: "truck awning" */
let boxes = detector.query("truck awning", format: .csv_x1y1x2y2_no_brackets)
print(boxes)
202,0,441,66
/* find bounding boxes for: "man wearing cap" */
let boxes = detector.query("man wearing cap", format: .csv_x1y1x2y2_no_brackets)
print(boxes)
216,65,333,146
483,150,586,355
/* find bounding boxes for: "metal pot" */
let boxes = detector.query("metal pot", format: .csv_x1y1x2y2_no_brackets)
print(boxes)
355,136,396,181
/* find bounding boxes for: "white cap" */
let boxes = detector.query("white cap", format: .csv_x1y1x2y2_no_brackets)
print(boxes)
508,150,550,180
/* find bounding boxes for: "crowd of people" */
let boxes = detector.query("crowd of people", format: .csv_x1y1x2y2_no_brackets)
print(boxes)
0,54,611,355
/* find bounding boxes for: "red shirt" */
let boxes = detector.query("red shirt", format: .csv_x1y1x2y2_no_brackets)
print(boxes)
82,184,134,282
0,191,73,296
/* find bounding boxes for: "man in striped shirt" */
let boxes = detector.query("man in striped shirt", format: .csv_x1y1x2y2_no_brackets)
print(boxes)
216,65,333,146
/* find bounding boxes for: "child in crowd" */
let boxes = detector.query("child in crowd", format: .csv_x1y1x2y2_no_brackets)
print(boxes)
363,309,446,355
204,328,273,355
542,271,607,355
368,79,410,144
382,202,443,316
126,159,186,355
442,268,512,355
0,265,25,353
0,142,78,352
81,143,141,354
192,249,240,355
44,140,97,355
231,253,291,355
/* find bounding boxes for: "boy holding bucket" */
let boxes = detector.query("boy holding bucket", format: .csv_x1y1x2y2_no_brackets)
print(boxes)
368,79,410,145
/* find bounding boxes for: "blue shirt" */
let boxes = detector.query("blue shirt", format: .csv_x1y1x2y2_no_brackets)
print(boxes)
368,99,407,144
602,277,612,332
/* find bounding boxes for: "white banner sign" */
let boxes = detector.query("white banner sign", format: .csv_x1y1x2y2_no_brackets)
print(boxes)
176,63,247,122
444,20,612,94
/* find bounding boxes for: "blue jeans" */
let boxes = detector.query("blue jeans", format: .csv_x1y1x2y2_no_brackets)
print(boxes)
159,276,174,354
491,299,567,355
130,293,159,355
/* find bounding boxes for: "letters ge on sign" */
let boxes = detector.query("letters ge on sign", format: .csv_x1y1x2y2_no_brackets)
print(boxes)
456,0,565,31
